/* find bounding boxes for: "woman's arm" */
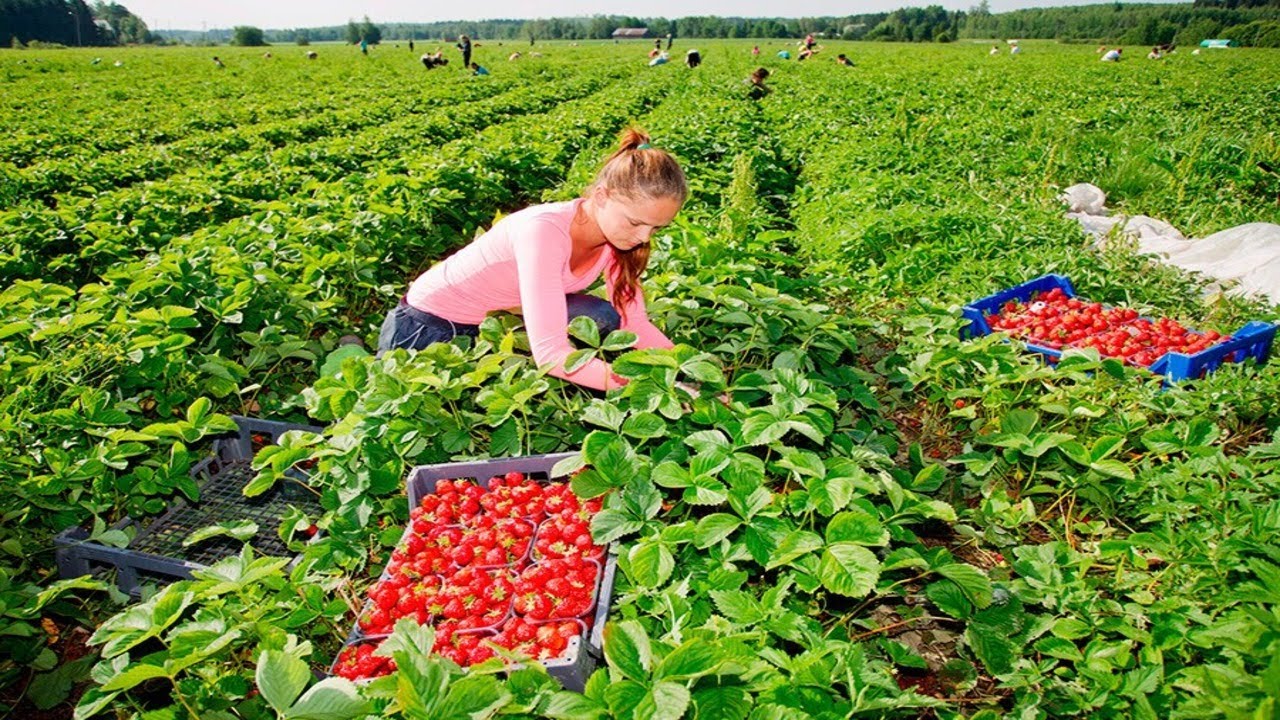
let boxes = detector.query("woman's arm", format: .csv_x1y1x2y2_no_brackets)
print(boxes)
513,224,625,391
606,264,675,350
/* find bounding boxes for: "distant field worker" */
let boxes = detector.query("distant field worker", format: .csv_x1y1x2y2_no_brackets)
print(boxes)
212,56,225,68
1010,43,1021,55
649,52,669,67
409,39,415,52
751,45,760,56
1147,46,1163,59
777,50,791,60
377,128,688,392
471,62,490,75
421,52,448,69
990,44,1000,55
836,53,853,67
746,67,771,100
456,34,472,67
508,51,522,61
685,49,701,68
1102,47,1122,61
306,51,318,60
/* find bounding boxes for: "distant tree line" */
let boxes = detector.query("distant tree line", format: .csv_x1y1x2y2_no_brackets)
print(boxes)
12,1,1277,49
246,15,893,45
238,4,1278,47
960,1,1280,47
1,0,156,46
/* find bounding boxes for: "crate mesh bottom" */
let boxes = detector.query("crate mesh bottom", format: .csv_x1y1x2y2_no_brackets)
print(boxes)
129,459,321,566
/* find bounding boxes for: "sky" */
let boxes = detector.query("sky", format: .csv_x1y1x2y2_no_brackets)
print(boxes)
128,0,1186,32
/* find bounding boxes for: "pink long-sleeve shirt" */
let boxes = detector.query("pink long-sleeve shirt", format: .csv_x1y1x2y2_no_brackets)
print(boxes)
405,199,673,390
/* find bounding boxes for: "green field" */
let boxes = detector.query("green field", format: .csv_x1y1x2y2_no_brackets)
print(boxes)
3,40,1280,719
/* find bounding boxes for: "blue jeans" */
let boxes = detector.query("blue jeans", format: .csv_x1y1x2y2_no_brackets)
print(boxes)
377,294,620,355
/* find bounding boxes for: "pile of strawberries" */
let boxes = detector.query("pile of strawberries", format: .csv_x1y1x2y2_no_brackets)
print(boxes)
985,287,1227,367
333,472,605,680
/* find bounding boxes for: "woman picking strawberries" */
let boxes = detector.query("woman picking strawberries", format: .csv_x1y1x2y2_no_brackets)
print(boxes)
377,128,685,391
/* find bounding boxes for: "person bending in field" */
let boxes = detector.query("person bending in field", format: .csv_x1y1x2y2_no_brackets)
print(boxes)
470,62,490,75
746,67,771,100
1101,47,1122,62
377,128,687,392
685,49,701,68
836,54,853,67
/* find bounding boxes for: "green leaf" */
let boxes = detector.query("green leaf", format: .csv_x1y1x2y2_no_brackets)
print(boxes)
548,456,585,484
628,540,674,588
581,402,624,432
709,590,765,625
28,656,93,710
692,686,753,720
568,315,602,347
436,674,510,719
739,413,789,446
564,349,596,375
636,681,691,720
824,510,888,546
571,469,616,500
583,432,641,488
1034,637,1083,661
727,485,772,519
681,360,724,385
1089,435,1126,462
934,564,993,609
966,625,1015,675
1026,432,1075,458
545,691,609,720
1089,459,1134,481
604,620,651,682
256,650,310,713
685,475,728,505
818,543,880,597
99,663,169,693
1001,409,1039,435
1052,617,1092,640
185,397,213,425
184,520,258,547
621,476,662,521
284,677,369,720
601,330,639,352
881,639,929,670
765,530,824,570
622,412,667,439
604,681,648,716
1059,441,1091,466
694,514,742,548
654,640,721,680
592,509,644,545
652,461,692,488
926,580,972,620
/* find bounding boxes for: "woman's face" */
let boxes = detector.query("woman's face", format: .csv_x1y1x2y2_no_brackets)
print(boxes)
593,188,682,252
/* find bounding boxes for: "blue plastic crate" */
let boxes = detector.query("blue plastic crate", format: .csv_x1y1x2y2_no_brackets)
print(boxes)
961,274,1276,383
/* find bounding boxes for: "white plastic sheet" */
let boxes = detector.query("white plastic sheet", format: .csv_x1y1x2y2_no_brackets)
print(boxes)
1061,183,1280,305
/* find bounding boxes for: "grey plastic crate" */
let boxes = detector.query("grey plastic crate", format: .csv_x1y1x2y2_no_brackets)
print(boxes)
394,452,617,690
54,416,324,597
